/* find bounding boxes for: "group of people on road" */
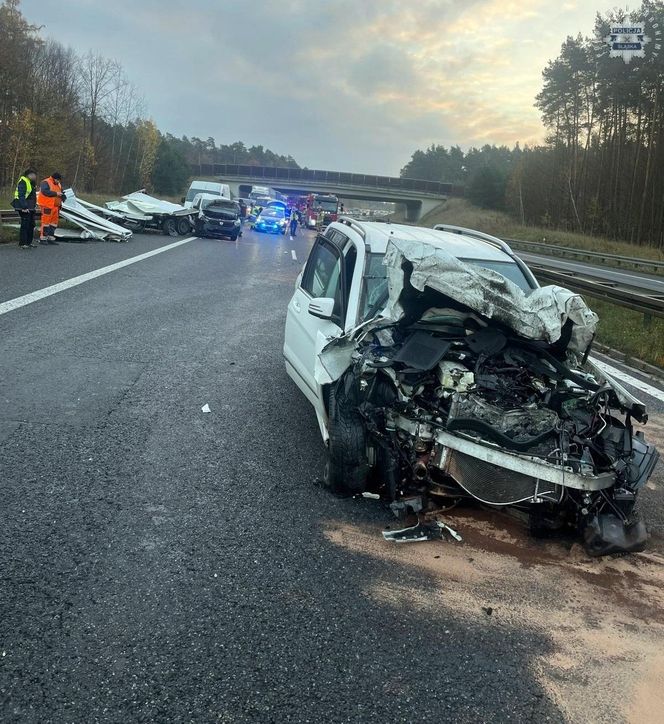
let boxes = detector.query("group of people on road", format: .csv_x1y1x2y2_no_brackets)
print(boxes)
11,170,66,248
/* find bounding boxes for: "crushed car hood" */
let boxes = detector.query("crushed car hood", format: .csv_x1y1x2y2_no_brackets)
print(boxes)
315,237,646,423
383,238,598,354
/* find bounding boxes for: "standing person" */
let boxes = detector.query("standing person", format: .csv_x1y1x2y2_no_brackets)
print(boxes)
36,172,66,245
11,169,38,249
289,207,298,240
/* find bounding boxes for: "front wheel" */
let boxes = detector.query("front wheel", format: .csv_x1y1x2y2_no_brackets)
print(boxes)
176,217,191,235
229,233,238,241
326,372,369,496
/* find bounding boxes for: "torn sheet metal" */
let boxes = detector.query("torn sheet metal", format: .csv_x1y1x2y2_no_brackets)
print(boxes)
106,191,193,220
314,331,356,386
60,189,133,242
383,238,598,354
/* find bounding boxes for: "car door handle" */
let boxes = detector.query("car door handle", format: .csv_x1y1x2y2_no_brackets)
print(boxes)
293,299,301,312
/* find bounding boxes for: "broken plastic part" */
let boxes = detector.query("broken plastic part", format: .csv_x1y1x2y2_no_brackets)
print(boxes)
382,522,432,543
392,331,451,370
382,519,462,543
583,514,647,556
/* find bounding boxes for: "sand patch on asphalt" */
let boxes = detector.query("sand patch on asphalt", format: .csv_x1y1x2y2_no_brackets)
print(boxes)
325,514,664,723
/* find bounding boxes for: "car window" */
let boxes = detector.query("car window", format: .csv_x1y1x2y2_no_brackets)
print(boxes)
359,253,389,321
261,208,284,218
302,240,340,297
302,239,343,322
325,228,346,245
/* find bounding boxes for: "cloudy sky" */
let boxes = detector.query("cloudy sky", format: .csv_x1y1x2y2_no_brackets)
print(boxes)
23,0,620,174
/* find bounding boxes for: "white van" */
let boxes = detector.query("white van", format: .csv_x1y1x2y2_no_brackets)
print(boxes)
183,180,231,208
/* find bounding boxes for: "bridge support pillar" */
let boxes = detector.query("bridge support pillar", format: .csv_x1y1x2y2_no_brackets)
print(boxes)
404,201,422,223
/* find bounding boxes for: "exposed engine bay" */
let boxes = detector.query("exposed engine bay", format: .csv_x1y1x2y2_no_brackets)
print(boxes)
319,239,659,556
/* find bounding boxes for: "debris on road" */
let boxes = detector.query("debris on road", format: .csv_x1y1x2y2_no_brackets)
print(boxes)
105,190,196,237
201,403,211,413
57,188,133,242
383,517,463,544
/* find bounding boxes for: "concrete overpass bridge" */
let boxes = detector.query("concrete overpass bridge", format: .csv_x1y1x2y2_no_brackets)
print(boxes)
194,164,463,222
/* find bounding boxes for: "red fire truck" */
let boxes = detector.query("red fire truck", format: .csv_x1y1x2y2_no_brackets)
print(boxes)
305,194,339,229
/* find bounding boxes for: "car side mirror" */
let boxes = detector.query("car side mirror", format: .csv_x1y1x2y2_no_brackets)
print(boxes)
308,297,335,320
181,197,185,204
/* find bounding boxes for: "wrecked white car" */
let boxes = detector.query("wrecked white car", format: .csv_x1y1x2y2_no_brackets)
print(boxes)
283,219,659,556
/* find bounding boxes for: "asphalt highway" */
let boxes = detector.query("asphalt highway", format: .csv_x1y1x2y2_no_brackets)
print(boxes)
519,251,664,294
1,227,664,723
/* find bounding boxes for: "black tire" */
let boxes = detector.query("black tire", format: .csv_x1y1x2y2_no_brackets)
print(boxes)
326,373,369,496
194,223,204,237
230,233,238,241
162,218,178,237
176,217,191,235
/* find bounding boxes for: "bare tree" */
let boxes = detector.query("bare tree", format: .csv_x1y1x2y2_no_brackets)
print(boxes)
78,50,121,148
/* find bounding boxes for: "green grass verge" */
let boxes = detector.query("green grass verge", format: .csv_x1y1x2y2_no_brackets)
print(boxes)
583,296,664,369
421,199,664,264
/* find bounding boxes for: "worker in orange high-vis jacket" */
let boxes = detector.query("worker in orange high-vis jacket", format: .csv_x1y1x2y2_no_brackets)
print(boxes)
36,172,66,245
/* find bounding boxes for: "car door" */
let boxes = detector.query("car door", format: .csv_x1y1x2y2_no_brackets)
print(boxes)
284,235,346,407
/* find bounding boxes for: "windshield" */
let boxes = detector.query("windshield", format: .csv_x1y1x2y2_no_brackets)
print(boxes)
187,187,219,202
260,208,284,219
359,253,534,322
203,199,238,212
316,198,338,212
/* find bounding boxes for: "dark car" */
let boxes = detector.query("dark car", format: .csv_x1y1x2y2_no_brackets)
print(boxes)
194,197,242,240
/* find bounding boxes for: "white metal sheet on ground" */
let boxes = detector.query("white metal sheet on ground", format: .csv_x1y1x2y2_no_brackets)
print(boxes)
60,189,132,242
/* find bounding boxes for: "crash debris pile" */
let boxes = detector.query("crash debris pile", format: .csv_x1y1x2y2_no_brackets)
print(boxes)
43,188,195,241
105,191,196,236
323,239,659,556
56,189,132,242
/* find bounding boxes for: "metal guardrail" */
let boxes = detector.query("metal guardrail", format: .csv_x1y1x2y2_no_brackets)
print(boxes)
195,163,462,197
529,264,664,320
1,208,29,222
507,238,664,275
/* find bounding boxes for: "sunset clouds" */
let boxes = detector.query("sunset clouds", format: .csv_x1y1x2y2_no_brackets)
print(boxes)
23,0,618,173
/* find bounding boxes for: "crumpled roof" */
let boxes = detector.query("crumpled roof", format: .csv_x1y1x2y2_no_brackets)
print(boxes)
383,238,598,354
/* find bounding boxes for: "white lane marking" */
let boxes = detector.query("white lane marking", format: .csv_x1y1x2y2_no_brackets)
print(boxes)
291,249,298,261
0,237,197,316
591,358,664,403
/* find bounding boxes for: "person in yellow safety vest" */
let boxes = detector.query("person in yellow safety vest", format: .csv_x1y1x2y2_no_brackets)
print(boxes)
36,172,66,245
316,204,325,231
11,169,38,249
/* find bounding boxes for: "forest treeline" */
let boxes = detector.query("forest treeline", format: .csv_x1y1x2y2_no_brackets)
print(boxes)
0,0,298,197
401,1,664,247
